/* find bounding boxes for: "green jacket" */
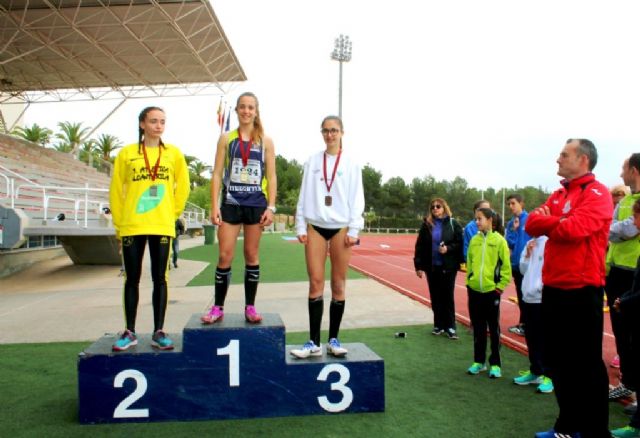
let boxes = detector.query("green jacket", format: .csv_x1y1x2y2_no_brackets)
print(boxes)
607,193,640,271
466,231,512,292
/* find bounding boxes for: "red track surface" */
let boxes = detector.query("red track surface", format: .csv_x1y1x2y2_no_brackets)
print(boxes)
350,234,620,384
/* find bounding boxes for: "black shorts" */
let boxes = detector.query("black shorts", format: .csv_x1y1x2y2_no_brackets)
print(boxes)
311,225,343,241
220,204,265,225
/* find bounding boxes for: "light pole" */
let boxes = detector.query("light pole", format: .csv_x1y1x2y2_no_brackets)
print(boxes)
330,34,352,119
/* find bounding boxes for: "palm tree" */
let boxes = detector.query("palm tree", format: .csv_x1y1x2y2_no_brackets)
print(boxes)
55,121,91,157
11,123,53,147
93,133,123,161
188,158,212,187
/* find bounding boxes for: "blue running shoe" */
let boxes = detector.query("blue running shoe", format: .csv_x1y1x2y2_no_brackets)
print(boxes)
537,376,554,394
151,330,174,350
513,370,541,385
467,362,487,375
290,340,322,359
112,330,137,351
489,365,502,379
535,429,582,438
611,426,640,438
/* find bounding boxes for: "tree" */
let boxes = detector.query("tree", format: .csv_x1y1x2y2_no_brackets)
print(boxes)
380,177,412,217
93,133,122,161
11,123,52,147
188,158,212,187
362,164,383,213
55,121,91,157
274,155,302,213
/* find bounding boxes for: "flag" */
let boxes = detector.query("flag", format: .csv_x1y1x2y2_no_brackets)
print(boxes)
225,108,231,132
216,98,223,127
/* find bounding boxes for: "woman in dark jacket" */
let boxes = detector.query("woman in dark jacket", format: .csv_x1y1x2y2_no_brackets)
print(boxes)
414,197,463,339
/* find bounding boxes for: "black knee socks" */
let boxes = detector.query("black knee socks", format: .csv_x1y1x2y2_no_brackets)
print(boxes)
329,299,345,340
309,297,324,346
244,265,259,306
214,267,231,307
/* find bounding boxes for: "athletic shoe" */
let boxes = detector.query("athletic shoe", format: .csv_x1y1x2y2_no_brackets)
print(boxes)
151,330,174,350
201,305,224,324
431,327,444,335
611,354,621,368
624,401,637,416
611,426,640,438
467,362,487,375
445,328,459,340
508,324,525,336
513,370,542,385
327,338,348,357
610,384,634,401
112,330,137,351
290,341,322,359
244,305,263,324
537,376,554,394
535,429,582,438
489,365,502,379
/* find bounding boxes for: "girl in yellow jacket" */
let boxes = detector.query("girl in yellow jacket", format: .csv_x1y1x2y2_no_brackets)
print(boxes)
109,106,190,352
465,208,512,378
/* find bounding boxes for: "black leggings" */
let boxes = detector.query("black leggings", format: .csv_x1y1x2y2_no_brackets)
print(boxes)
121,235,171,333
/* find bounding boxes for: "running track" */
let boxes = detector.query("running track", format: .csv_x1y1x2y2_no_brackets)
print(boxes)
349,234,620,384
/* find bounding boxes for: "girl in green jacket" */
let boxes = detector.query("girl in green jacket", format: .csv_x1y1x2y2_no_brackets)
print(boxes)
465,208,512,378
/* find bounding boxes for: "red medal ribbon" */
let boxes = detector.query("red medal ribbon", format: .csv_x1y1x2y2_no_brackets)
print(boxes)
323,148,342,194
142,143,162,181
238,131,252,167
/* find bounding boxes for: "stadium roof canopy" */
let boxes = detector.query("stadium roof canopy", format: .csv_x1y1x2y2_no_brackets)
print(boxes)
0,0,246,103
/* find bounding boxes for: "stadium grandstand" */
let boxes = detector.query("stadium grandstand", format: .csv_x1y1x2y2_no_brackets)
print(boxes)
0,0,245,276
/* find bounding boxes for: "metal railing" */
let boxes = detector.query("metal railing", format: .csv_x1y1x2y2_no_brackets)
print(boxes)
1,164,109,227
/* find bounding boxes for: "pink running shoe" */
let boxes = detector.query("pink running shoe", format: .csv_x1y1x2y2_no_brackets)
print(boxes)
610,354,620,368
201,305,224,324
245,305,263,323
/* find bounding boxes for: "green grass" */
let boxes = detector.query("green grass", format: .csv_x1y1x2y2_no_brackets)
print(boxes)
0,326,629,437
181,233,365,287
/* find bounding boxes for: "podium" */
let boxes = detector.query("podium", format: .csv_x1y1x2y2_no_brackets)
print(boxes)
77,313,385,423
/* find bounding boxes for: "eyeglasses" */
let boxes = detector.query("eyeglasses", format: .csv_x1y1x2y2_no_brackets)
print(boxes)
321,128,341,135
431,204,443,210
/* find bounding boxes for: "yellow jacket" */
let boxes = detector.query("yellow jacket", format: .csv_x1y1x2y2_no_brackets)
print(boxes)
109,143,190,238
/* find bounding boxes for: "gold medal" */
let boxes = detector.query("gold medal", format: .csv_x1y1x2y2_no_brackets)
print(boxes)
241,171,249,183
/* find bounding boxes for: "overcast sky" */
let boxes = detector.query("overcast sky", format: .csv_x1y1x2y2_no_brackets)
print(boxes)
20,0,640,193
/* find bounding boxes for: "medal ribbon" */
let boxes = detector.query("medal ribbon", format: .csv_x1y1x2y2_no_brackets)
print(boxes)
238,131,252,167
323,148,342,194
142,143,162,182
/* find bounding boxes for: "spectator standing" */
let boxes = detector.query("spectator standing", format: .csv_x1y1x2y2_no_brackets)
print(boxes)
512,236,554,394
414,198,463,339
607,155,640,402
505,193,531,337
465,208,511,379
610,199,640,438
527,139,613,438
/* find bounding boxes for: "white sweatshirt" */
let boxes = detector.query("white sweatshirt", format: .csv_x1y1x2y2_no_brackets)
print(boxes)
519,236,548,304
295,149,365,238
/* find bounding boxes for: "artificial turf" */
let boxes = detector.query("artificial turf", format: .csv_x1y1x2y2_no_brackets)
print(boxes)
181,233,365,287
0,325,630,437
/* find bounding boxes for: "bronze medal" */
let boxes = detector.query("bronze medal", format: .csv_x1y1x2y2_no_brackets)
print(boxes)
325,195,332,206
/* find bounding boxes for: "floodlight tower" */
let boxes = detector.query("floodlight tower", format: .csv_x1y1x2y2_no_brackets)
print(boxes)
330,34,352,119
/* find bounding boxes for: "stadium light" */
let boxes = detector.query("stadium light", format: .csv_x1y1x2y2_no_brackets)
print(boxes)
330,34,352,119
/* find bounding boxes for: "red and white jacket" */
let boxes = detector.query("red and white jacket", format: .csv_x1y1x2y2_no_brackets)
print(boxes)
525,173,612,290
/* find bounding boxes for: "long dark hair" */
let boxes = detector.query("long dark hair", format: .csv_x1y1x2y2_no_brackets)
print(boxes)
476,208,504,235
137,106,165,154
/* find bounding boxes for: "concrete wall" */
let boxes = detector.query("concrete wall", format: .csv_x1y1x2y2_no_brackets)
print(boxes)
0,247,66,278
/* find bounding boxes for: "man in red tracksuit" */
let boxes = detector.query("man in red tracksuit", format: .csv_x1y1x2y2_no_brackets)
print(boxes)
527,139,613,438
